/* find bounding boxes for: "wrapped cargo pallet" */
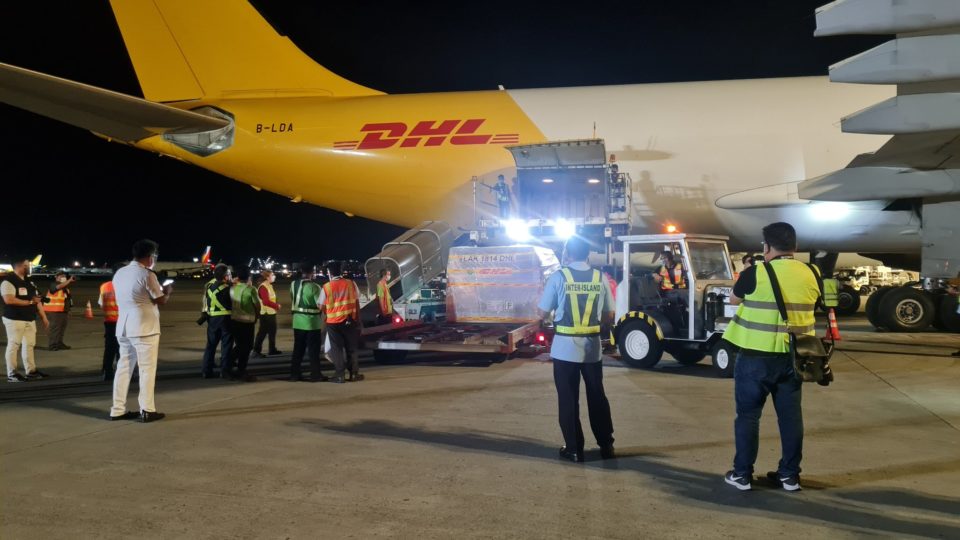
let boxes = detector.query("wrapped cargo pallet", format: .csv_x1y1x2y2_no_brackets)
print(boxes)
446,245,560,323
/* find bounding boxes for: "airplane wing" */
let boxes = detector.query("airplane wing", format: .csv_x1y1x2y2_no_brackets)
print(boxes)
0,62,229,143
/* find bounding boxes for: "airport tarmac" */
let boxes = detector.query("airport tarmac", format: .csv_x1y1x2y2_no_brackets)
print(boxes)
2,280,959,538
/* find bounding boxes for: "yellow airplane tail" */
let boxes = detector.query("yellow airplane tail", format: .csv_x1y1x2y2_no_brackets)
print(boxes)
108,0,382,103
31,254,42,266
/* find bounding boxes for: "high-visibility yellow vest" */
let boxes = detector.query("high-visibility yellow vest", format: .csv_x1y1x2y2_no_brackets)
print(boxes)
376,278,393,315
555,267,603,336
44,288,67,313
259,282,277,315
207,283,232,317
100,281,119,322
723,259,821,354
659,263,686,290
323,279,358,324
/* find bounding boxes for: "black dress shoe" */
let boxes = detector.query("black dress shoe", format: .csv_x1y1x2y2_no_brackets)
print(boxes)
559,446,584,463
349,373,365,382
600,445,616,460
108,411,139,421
140,411,165,423
60,344,72,350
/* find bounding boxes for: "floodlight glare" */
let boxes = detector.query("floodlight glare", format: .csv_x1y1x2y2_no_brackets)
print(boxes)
504,219,531,242
555,219,576,239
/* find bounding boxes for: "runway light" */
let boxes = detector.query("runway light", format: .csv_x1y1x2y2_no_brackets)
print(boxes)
542,178,554,184
555,219,576,240
665,224,678,233
193,257,199,263
504,219,531,242
587,178,600,184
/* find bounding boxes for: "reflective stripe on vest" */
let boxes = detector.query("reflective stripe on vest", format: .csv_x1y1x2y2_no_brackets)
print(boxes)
292,280,321,314
100,281,119,322
230,283,257,323
44,289,66,313
207,284,231,316
723,260,820,353
323,279,358,324
259,282,277,315
555,268,603,336
377,278,393,315
659,263,685,290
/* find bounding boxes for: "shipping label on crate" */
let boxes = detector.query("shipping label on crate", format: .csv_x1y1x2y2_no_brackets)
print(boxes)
446,246,558,323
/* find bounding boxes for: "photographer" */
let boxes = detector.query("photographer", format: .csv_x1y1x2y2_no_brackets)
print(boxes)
44,271,75,351
1,256,50,381
721,222,821,492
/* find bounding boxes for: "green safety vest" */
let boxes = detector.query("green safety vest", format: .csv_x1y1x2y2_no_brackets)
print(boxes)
291,279,322,331
230,283,258,323
207,283,232,317
555,267,603,337
723,259,821,354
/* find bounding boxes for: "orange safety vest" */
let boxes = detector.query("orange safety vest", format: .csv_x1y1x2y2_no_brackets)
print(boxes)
323,279,359,324
377,278,393,315
100,281,119,323
659,263,686,290
44,288,67,313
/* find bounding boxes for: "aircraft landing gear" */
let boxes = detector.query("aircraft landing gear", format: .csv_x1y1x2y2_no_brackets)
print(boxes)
865,285,949,332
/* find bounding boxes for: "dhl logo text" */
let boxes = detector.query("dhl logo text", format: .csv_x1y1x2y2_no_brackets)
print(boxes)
333,119,519,150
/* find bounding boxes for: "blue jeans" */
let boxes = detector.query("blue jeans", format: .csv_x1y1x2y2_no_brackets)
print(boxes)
733,353,803,477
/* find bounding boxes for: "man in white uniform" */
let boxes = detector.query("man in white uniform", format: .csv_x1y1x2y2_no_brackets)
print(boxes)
109,239,172,422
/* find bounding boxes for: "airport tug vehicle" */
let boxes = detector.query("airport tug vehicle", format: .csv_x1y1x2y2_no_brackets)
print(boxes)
611,233,740,377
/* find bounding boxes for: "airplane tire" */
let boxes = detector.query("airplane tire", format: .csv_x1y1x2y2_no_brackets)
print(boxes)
878,287,935,332
711,340,737,378
666,345,706,365
834,286,861,316
937,295,960,333
617,318,664,369
865,286,895,330
373,350,409,364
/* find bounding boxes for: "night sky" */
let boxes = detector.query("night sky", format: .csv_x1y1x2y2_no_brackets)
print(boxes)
0,1,884,267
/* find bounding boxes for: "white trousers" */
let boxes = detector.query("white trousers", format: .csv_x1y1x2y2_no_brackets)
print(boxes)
3,317,37,377
111,334,160,416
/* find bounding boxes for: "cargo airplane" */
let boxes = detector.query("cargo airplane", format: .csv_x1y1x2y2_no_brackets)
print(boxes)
2,0,959,328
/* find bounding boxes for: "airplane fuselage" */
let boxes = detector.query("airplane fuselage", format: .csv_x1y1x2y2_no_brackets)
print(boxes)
135,76,921,253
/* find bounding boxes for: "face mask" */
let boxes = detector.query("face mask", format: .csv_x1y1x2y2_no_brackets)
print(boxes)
57,277,67,283
147,255,156,270
269,275,276,283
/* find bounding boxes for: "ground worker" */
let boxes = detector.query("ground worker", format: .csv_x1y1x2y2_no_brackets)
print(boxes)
375,268,394,325
653,249,687,306
201,264,233,379
197,274,217,326
98,264,122,381
253,269,282,357
1,255,50,382
721,222,821,492
44,271,75,350
482,174,512,219
320,260,363,384
537,236,616,463
227,265,260,382
289,264,327,382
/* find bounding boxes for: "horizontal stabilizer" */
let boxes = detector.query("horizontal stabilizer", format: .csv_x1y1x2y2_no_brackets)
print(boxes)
815,0,960,36
0,62,229,142
799,167,960,201
830,35,960,84
841,93,960,134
